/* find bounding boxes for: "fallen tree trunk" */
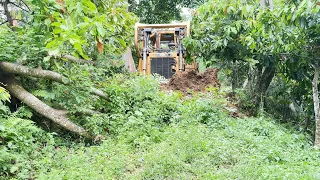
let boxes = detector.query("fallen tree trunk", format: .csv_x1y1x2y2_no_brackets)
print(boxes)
3,75,87,136
0,62,110,136
0,62,108,100
91,88,109,100
60,54,96,65
0,62,63,83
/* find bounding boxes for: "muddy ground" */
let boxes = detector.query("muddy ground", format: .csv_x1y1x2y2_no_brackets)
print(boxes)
160,68,245,118
162,68,220,92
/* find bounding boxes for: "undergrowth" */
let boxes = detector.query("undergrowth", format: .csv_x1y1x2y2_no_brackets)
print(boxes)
1,75,320,179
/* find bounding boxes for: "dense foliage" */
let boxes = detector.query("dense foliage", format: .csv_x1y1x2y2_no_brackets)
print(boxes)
0,0,136,63
2,75,320,179
2,0,320,179
0,0,137,136
0,88,54,178
128,0,204,23
186,0,320,138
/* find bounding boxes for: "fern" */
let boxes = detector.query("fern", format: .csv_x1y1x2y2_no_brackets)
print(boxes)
0,87,10,115
0,87,10,104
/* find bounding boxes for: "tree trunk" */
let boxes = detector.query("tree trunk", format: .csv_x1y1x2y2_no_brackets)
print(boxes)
231,60,239,91
0,62,108,100
122,47,136,72
2,74,88,136
3,0,14,30
312,63,320,146
0,62,64,83
252,65,276,113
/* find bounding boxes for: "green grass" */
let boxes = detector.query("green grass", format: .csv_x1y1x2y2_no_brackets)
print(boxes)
2,75,320,179
33,116,320,180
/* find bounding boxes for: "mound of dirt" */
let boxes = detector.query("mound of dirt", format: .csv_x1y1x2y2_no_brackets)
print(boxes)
164,68,220,92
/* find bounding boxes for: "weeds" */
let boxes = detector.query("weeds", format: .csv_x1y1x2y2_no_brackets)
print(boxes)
2,75,320,179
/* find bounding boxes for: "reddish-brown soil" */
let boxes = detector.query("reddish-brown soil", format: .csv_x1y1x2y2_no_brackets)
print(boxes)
160,68,246,118
163,68,220,92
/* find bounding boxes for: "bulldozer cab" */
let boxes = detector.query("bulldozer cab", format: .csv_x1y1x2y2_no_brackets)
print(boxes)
134,23,197,79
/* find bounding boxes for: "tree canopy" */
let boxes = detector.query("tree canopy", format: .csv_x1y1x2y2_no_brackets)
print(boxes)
128,0,204,23
186,0,320,143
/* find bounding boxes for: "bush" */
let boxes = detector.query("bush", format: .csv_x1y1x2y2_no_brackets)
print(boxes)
0,88,54,179
2,75,320,179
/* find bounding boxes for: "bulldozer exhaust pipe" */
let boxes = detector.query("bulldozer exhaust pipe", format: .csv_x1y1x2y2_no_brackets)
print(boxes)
143,48,147,75
179,43,183,71
142,32,149,75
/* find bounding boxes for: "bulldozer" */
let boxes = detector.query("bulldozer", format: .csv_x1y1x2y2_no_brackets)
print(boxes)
134,23,198,79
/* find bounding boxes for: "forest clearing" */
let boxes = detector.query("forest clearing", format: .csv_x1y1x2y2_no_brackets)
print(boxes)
1,0,320,179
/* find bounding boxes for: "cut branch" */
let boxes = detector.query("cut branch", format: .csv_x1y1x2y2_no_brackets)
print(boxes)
59,54,96,65
0,20,8,26
91,88,109,100
3,0,14,30
0,62,109,100
3,75,87,136
20,0,31,11
0,62,64,83
8,1,30,12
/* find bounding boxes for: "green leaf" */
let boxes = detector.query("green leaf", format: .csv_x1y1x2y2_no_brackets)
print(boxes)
43,56,51,62
246,5,253,16
242,5,248,18
60,24,68,30
76,2,84,14
48,49,60,56
62,77,70,84
135,111,143,116
119,39,126,47
77,22,89,28
223,39,228,46
0,124,5,131
83,0,97,13
44,18,51,27
0,87,10,103
10,166,18,174
81,53,90,60
74,42,84,54
96,22,105,37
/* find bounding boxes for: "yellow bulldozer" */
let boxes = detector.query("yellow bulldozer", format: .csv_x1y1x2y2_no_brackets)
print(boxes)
133,23,198,79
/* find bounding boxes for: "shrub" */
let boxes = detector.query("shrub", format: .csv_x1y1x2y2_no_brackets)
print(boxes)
0,88,54,179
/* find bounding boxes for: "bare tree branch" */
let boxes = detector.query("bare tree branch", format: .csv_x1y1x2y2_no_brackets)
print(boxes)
0,62,109,100
0,20,8,26
9,1,29,12
3,0,14,30
2,74,88,136
0,19,28,26
91,88,109,100
59,54,96,65
0,62,64,83
20,0,30,11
